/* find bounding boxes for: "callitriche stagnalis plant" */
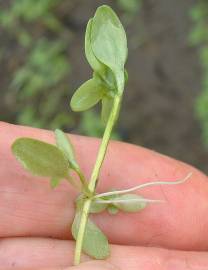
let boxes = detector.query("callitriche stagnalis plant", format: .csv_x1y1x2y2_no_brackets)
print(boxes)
11,5,192,266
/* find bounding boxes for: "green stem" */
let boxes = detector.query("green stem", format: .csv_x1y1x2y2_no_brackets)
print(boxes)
88,96,120,192
73,95,121,265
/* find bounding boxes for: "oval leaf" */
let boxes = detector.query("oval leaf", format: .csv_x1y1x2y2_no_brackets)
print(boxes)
55,129,79,170
112,194,147,213
12,138,69,179
90,199,107,214
91,5,128,93
107,204,119,215
72,212,110,259
85,19,105,74
70,78,104,112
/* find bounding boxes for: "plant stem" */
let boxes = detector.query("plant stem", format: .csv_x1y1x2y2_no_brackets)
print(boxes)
73,198,91,265
73,95,121,265
88,96,121,192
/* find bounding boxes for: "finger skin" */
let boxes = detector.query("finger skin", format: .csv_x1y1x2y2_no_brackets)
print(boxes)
1,237,208,270
0,122,208,250
68,261,119,270
9,262,119,270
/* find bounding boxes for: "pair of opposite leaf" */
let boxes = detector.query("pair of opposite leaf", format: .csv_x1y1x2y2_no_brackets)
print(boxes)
12,132,191,260
70,5,128,123
12,129,151,260
11,131,111,260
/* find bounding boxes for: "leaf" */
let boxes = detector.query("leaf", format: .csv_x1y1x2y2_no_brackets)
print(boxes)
70,78,104,112
85,18,118,91
107,204,119,215
72,212,110,259
75,194,84,211
101,96,114,124
93,69,116,92
91,5,128,93
85,19,105,74
112,194,147,213
12,138,69,179
55,129,79,170
50,177,61,188
90,199,107,213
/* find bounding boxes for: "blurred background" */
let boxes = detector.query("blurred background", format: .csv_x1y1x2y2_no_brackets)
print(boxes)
0,0,208,173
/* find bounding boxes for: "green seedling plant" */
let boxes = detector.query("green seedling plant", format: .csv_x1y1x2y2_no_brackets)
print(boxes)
11,5,192,266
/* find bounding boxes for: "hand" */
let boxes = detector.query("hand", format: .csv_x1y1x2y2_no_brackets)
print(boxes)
0,121,208,270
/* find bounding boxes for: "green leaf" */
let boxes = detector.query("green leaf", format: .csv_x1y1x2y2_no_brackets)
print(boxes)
112,194,147,212
55,129,79,170
75,194,84,211
93,70,117,96
12,138,69,179
50,177,61,188
70,78,104,112
72,212,110,259
101,97,114,124
107,204,119,215
85,19,105,74
90,199,107,213
91,5,128,93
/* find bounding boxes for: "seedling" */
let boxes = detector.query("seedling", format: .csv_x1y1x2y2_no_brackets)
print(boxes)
11,5,192,266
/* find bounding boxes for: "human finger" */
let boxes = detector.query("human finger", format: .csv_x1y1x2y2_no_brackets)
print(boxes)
1,237,208,270
0,122,208,250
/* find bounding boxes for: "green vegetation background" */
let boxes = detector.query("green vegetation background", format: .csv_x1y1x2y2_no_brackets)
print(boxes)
1,0,208,173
